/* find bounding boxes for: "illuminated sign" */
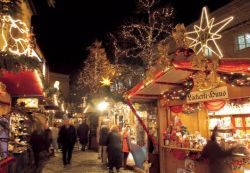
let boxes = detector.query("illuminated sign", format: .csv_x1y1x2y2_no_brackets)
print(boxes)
17,98,39,108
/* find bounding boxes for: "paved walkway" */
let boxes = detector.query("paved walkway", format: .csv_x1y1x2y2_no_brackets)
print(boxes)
28,150,135,173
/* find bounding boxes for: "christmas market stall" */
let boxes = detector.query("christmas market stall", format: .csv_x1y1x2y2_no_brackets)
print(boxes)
0,83,13,173
0,70,44,173
127,7,250,173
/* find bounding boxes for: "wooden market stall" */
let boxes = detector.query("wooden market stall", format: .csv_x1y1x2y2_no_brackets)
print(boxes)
127,59,250,173
0,70,44,173
0,82,13,173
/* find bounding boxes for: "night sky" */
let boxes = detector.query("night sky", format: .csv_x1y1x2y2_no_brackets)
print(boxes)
32,0,232,75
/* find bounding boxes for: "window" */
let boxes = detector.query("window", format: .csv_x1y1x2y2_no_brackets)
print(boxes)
237,33,250,50
204,47,212,57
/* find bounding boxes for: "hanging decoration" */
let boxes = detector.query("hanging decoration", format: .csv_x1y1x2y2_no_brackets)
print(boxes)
219,72,250,87
170,105,183,113
0,14,41,72
0,15,33,56
184,7,232,91
100,77,112,86
203,100,226,112
182,103,200,114
185,7,233,58
172,24,194,58
163,79,193,100
191,57,221,91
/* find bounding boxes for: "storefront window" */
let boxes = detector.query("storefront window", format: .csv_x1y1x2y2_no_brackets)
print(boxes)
237,34,250,50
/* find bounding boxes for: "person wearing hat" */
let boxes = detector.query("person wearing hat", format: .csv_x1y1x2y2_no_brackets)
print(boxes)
58,118,77,167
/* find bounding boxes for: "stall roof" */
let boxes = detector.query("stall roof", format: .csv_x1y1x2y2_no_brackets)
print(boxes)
0,70,43,97
127,58,250,101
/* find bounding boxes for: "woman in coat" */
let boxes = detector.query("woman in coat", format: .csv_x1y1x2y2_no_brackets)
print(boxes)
122,125,130,169
107,125,122,173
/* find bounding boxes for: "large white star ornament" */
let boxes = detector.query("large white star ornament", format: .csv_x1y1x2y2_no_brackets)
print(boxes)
185,7,233,58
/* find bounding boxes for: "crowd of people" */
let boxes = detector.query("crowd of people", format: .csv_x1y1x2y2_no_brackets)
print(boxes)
98,119,132,173
29,117,132,173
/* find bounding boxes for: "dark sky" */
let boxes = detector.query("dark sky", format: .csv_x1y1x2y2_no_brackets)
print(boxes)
32,0,232,75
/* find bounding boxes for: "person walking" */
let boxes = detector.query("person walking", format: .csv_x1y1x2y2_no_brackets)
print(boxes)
122,125,131,169
50,123,59,155
58,118,77,167
44,124,52,158
200,126,239,173
98,120,110,166
107,125,122,173
77,119,89,151
29,124,46,168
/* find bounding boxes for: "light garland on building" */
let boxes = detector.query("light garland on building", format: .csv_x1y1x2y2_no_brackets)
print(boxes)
1,15,33,56
185,7,233,58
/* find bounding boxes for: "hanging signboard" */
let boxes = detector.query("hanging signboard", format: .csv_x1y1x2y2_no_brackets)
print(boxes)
187,86,228,103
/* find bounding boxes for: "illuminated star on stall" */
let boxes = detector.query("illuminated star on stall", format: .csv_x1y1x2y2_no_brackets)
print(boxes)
185,7,234,58
100,77,112,86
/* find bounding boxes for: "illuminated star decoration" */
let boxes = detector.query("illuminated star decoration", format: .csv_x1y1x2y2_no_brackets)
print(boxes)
100,77,112,86
185,7,233,58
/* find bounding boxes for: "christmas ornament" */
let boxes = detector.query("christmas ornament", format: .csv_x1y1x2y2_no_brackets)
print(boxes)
185,7,233,58
100,77,112,86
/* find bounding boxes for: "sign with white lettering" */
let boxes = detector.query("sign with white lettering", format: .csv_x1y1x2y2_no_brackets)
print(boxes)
187,86,228,103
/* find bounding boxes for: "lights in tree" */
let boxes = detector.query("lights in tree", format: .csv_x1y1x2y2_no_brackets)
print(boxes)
100,77,112,86
77,41,115,96
111,0,173,68
0,15,34,56
185,7,233,58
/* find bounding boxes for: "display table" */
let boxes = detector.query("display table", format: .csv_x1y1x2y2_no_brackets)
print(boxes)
161,146,250,173
8,149,32,173
0,157,15,173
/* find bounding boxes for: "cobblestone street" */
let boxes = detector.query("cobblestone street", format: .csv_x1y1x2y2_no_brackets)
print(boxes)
33,150,135,173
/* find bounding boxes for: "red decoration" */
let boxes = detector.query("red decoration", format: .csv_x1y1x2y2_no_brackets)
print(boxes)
0,157,15,173
0,70,43,97
175,48,194,57
204,100,226,112
173,59,250,73
172,149,186,160
170,105,183,113
127,99,158,145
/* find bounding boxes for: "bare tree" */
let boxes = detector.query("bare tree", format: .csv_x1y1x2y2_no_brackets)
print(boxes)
111,0,174,69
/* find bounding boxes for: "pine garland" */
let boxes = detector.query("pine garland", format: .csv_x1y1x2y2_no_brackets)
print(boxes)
0,53,40,72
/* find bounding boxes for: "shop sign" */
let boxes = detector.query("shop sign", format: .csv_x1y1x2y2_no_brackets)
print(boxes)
187,86,228,103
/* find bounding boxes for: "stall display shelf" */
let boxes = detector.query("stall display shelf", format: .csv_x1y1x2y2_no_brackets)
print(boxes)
162,145,202,152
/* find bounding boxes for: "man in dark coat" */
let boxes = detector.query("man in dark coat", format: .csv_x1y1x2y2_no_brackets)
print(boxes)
58,118,77,166
201,126,238,173
99,121,109,165
77,119,89,151
107,125,122,173
29,124,45,168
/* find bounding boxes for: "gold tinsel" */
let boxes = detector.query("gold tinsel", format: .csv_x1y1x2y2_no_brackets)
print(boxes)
172,24,189,48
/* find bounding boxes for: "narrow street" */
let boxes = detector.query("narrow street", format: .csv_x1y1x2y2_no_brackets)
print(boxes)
33,150,135,173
